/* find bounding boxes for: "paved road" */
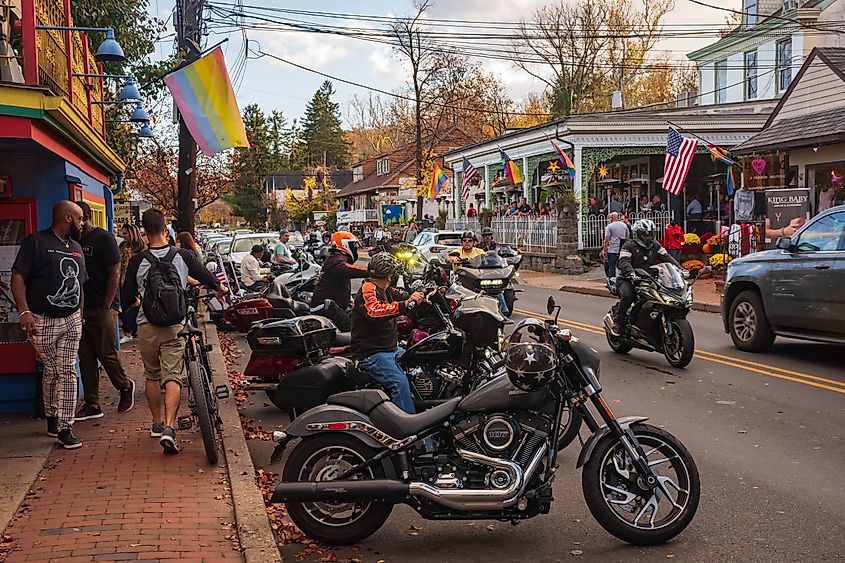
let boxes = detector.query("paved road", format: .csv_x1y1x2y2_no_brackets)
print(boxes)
235,285,845,562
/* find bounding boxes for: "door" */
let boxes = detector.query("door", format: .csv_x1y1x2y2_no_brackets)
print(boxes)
0,200,37,374
822,211,845,336
769,211,845,332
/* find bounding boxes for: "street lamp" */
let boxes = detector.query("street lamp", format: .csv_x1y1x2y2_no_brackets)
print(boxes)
34,26,126,63
129,102,149,123
105,119,154,139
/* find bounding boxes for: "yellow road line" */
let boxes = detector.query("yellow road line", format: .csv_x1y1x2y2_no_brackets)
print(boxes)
511,307,845,394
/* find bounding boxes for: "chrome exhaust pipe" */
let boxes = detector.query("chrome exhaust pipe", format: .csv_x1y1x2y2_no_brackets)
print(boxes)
603,313,615,332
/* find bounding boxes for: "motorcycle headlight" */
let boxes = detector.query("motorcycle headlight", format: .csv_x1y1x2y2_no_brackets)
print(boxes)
480,279,505,288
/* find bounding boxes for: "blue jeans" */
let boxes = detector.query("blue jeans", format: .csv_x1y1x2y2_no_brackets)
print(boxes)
244,280,265,292
605,252,619,279
360,347,415,414
497,292,509,315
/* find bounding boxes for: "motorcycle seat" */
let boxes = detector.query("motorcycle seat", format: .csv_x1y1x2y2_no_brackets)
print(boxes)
267,295,295,309
327,389,390,415
369,397,461,439
334,331,351,346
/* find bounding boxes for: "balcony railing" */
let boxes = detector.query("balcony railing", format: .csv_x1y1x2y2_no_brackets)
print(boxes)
8,0,106,135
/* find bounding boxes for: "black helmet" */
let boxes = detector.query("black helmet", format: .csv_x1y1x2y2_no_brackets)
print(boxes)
481,227,493,237
461,230,477,242
368,252,398,279
632,219,656,249
505,319,558,391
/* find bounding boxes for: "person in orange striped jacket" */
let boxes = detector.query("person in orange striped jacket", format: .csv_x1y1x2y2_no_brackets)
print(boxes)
350,252,424,413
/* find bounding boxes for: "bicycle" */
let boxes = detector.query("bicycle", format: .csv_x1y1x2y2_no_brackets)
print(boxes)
177,287,229,464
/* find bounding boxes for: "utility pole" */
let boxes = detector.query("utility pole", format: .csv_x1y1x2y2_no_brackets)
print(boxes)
176,0,204,234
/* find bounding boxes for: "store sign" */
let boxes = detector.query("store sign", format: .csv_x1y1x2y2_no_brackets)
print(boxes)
398,177,416,189
764,188,811,247
743,153,788,190
337,211,352,225
114,200,131,227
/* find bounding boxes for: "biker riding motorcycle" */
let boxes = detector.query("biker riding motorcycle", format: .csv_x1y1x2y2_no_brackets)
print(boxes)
350,252,424,414
611,218,682,336
478,227,498,252
310,231,368,312
447,231,485,264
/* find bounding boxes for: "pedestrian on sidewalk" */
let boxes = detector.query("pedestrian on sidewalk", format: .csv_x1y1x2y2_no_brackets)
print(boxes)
119,223,146,344
10,201,86,449
122,209,226,454
601,212,628,279
663,219,684,263
75,202,135,423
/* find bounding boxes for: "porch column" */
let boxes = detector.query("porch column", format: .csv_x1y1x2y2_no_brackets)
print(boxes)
484,165,491,209
574,145,584,250
522,155,530,201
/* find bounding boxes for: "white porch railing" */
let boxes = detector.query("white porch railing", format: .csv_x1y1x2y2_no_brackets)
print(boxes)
445,217,558,253
582,211,674,249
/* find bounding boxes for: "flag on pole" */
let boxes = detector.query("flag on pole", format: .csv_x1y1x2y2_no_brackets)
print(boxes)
550,140,576,179
707,143,735,166
429,164,449,199
500,149,524,185
164,47,249,155
726,165,736,196
663,127,698,196
461,158,478,200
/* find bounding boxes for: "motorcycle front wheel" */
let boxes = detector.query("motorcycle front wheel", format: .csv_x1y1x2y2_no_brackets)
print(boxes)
582,423,700,545
663,318,694,368
282,433,393,545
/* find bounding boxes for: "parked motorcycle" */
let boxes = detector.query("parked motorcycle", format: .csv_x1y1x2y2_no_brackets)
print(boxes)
603,264,710,368
275,249,321,301
451,251,520,317
269,296,700,546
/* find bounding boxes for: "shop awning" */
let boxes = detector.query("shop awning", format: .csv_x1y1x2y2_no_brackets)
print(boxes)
733,106,845,154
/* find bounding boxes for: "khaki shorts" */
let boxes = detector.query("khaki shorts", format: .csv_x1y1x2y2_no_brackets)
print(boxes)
138,323,185,386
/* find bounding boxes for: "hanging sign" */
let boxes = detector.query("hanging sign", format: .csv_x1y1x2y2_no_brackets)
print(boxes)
743,153,788,190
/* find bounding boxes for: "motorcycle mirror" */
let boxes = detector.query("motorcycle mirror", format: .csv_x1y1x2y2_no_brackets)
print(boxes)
206,262,218,273
546,296,556,315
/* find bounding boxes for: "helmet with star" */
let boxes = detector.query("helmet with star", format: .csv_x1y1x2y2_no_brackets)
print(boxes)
504,318,558,391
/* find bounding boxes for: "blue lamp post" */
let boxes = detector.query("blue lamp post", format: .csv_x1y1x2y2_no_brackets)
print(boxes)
34,26,127,64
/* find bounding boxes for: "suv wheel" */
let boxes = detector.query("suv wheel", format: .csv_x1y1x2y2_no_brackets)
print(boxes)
729,290,775,352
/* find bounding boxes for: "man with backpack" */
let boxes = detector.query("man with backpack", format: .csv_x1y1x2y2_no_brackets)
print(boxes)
121,209,226,454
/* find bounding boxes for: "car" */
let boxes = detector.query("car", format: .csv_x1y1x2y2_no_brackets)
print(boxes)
287,231,305,250
411,230,465,265
207,237,232,257
230,232,280,271
721,205,845,351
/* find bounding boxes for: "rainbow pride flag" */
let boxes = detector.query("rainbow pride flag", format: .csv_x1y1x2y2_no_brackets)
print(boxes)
500,149,524,185
164,47,249,155
550,140,576,179
429,164,449,199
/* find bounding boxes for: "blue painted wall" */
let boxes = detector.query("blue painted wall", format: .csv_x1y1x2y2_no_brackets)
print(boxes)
0,152,67,229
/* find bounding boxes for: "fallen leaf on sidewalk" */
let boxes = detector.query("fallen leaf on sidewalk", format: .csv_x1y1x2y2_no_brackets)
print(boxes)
570,549,583,556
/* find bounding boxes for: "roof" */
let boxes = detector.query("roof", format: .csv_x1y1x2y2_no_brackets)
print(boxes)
733,106,845,152
267,170,353,190
335,159,414,198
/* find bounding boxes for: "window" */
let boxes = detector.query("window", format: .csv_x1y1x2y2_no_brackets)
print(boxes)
352,165,363,183
796,212,845,252
715,59,728,103
777,39,793,92
744,0,757,26
376,157,390,176
744,51,758,99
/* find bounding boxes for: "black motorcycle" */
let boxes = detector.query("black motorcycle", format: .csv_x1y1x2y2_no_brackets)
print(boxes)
451,251,520,317
603,264,709,369
269,296,700,546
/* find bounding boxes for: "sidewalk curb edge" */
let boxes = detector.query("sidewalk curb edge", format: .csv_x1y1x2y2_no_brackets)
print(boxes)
204,322,283,563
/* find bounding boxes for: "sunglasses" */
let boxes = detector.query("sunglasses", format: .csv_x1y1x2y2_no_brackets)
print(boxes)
462,238,474,242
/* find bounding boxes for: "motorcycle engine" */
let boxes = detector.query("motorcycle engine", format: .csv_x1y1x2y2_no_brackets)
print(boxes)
407,364,464,400
451,412,551,467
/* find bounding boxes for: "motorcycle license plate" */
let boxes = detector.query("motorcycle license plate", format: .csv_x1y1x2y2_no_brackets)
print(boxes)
238,307,259,316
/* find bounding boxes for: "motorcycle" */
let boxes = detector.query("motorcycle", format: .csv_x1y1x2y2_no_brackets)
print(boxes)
269,296,700,546
452,251,520,317
275,249,321,301
603,264,710,368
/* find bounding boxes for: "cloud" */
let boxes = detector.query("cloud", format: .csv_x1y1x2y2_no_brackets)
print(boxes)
369,44,408,81
254,28,349,70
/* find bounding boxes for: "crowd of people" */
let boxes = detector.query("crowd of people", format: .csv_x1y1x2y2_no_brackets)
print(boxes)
475,198,556,219
10,201,225,451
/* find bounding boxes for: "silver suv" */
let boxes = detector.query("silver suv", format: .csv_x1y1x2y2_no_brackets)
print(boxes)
721,205,845,351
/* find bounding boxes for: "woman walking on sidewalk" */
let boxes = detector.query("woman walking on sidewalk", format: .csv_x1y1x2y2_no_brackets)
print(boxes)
119,224,145,344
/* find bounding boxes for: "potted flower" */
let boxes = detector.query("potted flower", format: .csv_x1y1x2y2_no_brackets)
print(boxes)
681,233,701,256
681,259,705,277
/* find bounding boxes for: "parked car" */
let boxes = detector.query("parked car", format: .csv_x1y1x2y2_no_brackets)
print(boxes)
411,230,464,264
287,231,305,250
230,232,281,272
721,205,845,351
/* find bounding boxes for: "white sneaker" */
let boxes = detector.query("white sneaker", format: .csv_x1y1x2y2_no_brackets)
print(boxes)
119,335,134,344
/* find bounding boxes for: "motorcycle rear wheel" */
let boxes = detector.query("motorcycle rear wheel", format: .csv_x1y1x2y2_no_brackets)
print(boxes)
582,423,700,545
283,433,393,545
663,319,694,368
605,329,633,354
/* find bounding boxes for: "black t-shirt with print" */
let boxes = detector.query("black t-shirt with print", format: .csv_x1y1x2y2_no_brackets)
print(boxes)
518,204,531,214
81,227,121,310
12,229,87,317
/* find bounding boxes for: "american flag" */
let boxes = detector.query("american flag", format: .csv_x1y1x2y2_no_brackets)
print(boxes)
461,157,478,200
663,127,698,196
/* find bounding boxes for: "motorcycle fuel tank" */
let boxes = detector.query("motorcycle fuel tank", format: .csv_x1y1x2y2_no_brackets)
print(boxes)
399,329,463,367
458,372,548,412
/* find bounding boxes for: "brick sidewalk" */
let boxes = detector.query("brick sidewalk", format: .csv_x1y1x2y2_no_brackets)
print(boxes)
1,343,243,563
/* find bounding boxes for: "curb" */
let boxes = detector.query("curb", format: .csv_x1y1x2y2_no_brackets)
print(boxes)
204,321,283,563
555,284,721,314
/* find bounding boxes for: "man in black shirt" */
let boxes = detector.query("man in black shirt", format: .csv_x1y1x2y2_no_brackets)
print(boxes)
122,209,225,454
75,202,134,423
516,197,532,216
11,201,87,449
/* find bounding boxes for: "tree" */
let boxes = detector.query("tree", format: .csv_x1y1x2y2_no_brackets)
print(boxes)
508,92,552,129
301,81,350,168
625,60,699,108
283,170,336,225
514,0,673,116
346,93,411,161
227,104,274,227
128,129,232,218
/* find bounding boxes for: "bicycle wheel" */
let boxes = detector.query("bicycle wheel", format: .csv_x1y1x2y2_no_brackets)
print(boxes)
187,359,218,464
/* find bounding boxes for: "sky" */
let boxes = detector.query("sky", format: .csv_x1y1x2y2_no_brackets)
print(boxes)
148,0,737,126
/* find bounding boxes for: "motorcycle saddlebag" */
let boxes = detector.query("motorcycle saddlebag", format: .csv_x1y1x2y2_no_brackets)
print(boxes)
247,315,337,359
229,298,274,333
271,356,356,410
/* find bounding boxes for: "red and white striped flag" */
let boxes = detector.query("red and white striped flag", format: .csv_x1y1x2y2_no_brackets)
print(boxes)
461,157,478,200
663,127,698,196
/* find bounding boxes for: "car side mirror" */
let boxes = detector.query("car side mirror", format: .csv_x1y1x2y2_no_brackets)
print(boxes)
775,237,793,251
